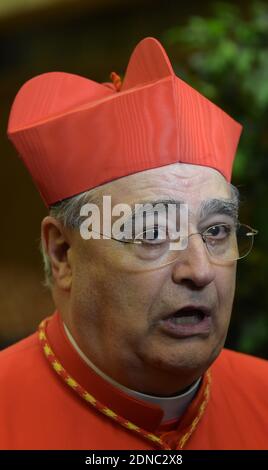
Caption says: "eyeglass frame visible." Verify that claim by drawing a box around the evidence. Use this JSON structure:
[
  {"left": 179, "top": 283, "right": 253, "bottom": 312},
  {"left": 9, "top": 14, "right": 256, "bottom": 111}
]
[{"left": 88, "top": 222, "right": 258, "bottom": 264}]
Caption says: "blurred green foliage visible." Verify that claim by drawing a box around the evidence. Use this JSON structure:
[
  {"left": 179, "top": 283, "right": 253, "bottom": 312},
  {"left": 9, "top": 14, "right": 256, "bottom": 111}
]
[{"left": 162, "top": 1, "right": 268, "bottom": 358}]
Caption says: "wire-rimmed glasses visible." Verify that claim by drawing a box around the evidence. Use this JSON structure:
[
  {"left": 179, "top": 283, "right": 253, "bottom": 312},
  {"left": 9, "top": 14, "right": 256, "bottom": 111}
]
[{"left": 86, "top": 222, "right": 258, "bottom": 272}]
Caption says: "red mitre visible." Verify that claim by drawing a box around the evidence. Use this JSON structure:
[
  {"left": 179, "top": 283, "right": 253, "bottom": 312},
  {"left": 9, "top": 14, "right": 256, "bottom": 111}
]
[{"left": 7, "top": 37, "right": 242, "bottom": 207}]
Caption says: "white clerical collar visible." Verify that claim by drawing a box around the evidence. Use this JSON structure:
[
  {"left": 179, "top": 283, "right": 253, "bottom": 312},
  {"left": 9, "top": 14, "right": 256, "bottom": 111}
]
[{"left": 63, "top": 323, "right": 201, "bottom": 423}]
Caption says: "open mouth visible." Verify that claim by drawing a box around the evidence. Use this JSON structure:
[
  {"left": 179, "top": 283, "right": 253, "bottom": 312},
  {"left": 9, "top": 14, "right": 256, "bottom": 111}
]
[
  {"left": 169, "top": 308, "right": 206, "bottom": 325},
  {"left": 160, "top": 306, "right": 212, "bottom": 338}
]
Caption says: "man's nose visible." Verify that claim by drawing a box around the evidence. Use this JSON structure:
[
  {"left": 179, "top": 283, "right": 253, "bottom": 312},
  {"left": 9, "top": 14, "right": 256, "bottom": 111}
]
[{"left": 171, "top": 233, "right": 215, "bottom": 288}]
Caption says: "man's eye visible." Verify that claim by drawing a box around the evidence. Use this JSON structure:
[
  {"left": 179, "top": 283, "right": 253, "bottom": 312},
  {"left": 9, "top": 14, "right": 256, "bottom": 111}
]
[
  {"left": 136, "top": 226, "right": 167, "bottom": 244},
  {"left": 205, "top": 224, "right": 232, "bottom": 239}
]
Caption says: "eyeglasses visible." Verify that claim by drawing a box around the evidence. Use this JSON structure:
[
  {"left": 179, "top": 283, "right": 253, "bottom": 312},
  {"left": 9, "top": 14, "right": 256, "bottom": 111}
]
[{"left": 87, "top": 222, "right": 258, "bottom": 272}]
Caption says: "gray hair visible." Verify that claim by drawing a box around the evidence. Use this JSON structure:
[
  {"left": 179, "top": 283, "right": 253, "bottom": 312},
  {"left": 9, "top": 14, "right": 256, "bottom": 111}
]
[
  {"left": 40, "top": 186, "right": 102, "bottom": 288},
  {"left": 40, "top": 183, "right": 240, "bottom": 289}
]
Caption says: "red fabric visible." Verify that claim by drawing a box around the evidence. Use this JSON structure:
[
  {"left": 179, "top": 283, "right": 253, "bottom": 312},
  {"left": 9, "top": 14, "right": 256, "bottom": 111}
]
[
  {"left": 46, "top": 313, "right": 164, "bottom": 432},
  {"left": 0, "top": 311, "right": 267, "bottom": 449},
  {"left": 7, "top": 37, "right": 242, "bottom": 206}
]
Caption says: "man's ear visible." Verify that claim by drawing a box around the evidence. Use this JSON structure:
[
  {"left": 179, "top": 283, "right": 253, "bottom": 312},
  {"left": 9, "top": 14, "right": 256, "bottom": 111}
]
[{"left": 41, "top": 216, "right": 72, "bottom": 290}]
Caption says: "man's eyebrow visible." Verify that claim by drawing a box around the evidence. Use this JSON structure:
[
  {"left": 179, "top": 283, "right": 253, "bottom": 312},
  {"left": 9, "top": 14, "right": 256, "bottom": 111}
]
[
  {"left": 128, "top": 199, "right": 184, "bottom": 220},
  {"left": 131, "top": 198, "right": 184, "bottom": 211},
  {"left": 126, "top": 196, "right": 239, "bottom": 221},
  {"left": 198, "top": 198, "right": 239, "bottom": 221}
]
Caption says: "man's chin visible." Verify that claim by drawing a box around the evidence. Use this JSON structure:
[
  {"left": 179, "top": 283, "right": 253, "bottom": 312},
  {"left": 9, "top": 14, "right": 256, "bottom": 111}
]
[{"left": 145, "top": 338, "right": 223, "bottom": 377}]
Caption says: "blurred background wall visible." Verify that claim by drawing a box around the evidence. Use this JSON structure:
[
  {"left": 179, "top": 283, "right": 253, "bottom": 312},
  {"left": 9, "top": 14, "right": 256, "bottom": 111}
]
[{"left": 1, "top": 0, "right": 267, "bottom": 357}]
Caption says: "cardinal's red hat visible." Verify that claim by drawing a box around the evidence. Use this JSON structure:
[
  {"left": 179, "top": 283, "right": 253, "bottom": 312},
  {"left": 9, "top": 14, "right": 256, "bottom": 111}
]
[{"left": 7, "top": 37, "right": 242, "bottom": 207}]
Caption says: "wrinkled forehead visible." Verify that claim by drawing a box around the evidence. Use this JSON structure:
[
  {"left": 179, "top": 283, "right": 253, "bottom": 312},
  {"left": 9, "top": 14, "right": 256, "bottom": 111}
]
[{"left": 97, "top": 163, "right": 232, "bottom": 212}]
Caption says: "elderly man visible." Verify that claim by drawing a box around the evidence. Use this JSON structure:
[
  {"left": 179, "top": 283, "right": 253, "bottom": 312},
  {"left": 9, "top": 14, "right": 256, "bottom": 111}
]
[{"left": 1, "top": 37, "right": 267, "bottom": 450}]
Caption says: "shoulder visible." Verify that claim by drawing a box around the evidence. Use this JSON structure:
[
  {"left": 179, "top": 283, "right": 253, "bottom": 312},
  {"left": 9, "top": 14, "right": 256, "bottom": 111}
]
[
  {"left": 212, "top": 348, "right": 268, "bottom": 390},
  {"left": 216, "top": 348, "right": 268, "bottom": 372},
  {"left": 0, "top": 331, "right": 44, "bottom": 384},
  {"left": 0, "top": 331, "right": 39, "bottom": 361}
]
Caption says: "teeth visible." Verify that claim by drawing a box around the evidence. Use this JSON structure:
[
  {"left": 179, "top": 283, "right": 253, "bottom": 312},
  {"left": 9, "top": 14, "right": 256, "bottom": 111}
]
[
  {"left": 170, "top": 310, "right": 204, "bottom": 325},
  {"left": 171, "top": 314, "right": 202, "bottom": 325}
]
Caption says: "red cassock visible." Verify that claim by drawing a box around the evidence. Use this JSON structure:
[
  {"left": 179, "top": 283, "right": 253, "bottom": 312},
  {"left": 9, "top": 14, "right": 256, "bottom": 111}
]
[{"left": 0, "top": 311, "right": 267, "bottom": 450}]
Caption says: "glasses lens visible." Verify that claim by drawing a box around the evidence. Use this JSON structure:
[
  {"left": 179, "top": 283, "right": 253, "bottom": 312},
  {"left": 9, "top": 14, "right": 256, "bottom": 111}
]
[
  {"left": 203, "top": 224, "right": 237, "bottom": 261},
  {"left": 205, "top": 223, "right": 256, "bottom": 261},
  {"left": 236, "top": 223, "right": 256, "bottom": 259},
  {"left": 116, "top": 228, "right": 180, "bottom": 271}
]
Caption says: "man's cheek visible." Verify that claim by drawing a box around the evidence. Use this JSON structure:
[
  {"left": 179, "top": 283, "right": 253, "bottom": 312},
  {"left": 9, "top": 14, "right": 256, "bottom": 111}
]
[{"left": 218, "top": 266, "right": 236, "bottom": 297}]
